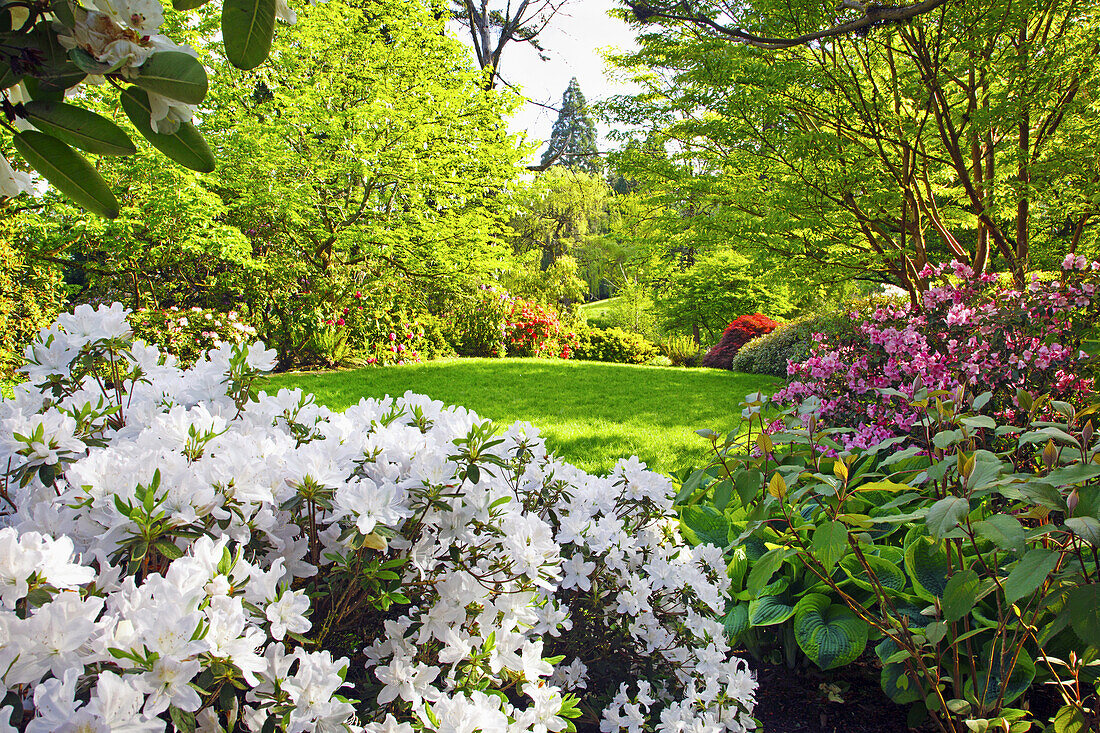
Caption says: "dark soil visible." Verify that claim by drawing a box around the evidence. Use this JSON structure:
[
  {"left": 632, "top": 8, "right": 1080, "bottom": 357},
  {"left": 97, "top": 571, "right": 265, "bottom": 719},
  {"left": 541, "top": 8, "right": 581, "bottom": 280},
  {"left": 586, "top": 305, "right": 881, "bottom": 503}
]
[{"left": 750, "top": 656, "right": 933, "bottom": 733}]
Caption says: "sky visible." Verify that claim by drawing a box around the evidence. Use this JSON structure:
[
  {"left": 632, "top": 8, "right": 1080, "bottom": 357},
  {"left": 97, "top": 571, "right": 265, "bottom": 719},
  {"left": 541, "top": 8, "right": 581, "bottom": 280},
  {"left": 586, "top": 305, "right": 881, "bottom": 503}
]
[{"left": 448, "top": 0, "right": 640, "bottom": 163}]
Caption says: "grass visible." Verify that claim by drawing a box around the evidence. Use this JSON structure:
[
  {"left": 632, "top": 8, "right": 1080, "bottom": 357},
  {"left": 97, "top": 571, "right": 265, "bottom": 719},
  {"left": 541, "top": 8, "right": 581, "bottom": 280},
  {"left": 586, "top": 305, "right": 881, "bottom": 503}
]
[
  {"left": 577, "top": 297, "right": 622, "bottom": 324},
  {"left": 264, "top": 358, "right": 782, "bottom": 476}
]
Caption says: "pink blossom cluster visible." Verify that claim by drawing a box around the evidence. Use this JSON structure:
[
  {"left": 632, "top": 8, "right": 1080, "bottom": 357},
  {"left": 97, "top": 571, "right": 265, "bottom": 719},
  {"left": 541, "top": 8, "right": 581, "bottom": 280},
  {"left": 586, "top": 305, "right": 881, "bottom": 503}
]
[{"left": 774, "top": 260, "right": 1099, "bottom": 448}]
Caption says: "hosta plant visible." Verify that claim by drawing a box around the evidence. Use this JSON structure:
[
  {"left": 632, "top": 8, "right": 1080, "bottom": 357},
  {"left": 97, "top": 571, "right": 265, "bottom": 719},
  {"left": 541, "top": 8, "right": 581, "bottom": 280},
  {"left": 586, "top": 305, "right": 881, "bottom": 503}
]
[
  {"left": 0, "top": 304, "right": 758, "bottom": 732},
  {"left": 681, "top": 389, "right": 1099, "bottom": 733}
]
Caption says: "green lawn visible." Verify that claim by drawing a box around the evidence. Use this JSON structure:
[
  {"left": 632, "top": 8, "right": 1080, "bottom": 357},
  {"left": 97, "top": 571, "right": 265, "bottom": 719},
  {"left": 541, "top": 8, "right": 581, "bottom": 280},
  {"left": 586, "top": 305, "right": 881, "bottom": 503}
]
[
  {"left": 264, "top": 358, "right": 782, "bottom": 476},
  {"left": 577, "top": 297, "right": 622, "bottom": 323}
]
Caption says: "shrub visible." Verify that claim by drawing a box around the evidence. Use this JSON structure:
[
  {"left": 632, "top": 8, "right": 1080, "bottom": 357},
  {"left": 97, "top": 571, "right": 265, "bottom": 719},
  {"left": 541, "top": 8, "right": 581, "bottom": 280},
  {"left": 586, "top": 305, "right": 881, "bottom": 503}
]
[
  {"left": 0, "top": 304, "right": 758, "bottom": 732},
  {"left": 679, "top": 389, "right": 1100, "bottom": 733},
  {"left": 0, "top": 237, "right": 65, "bottom": 378},
  {"left": 417, "top": 313, "right": 455, "bottom": 360},
  {"left": 700, "top": 314, "right": 780, "bottom": 370},
  {"left": 446, "top": 287, "right": 511, "bottom": 357},
  {"left": 129, "top": 306, "right": 256, "bottom": 367},
  {"left": 727, "top": 310, "right": 858, "bottom": 376},
  {"left": 660, "top": 334, "right": 702, "bottom": 367},
  {"left": 574, "top": 326, "right": 659, "bottom": 364},
  {"left": 505, "top": 299, "right": 577, "bottom": 359},
  {"left": 776, "top": 259, "right": 1100, "bottom": 449}
]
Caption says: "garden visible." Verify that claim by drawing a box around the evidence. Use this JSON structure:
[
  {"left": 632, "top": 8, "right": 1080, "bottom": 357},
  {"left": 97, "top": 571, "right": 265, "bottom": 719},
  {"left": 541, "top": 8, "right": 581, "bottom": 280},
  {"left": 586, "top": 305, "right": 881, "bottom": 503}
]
[{"left": 2, "top": 0, "right": 1100, "bottom": 730}]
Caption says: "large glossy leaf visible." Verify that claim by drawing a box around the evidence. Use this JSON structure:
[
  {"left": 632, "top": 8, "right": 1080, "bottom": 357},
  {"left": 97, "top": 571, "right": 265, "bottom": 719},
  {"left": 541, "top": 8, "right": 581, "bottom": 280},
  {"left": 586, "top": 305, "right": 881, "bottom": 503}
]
[
  {"left": 720, "top": 601, "right": 749, "bottom": 640},
  {"left": 881, "top": 661, "right": 923, "bottom": 704},
  {"left": 119, "top": 88, "right": 215, "bottom": 173},
  {"left": 966, "top": 642, "right": 1035, "bottom": 708},
  {"left": 222, "top": 0, "right": 276, "bottom": 70},
  {"left": 793, "top": 593, "right": 869, "bottom": 670},
  {"left": 22, "top": 101, "right": 135, "bottom": 156},
  {"left": 1065, "top": 516, "right": 1100, "bottom": 545},
  {"left": 1002, "top": 548, "right": 1058, "bottom": 605},
  {"left": 68, "top": 48, "right": 125, "bottom": 75},
  {"left": 173, "top": 0, "right": 215, "bottom": 9},
  {"left": 12, "top": 130, "right": 117, "bottom": 218},
  {"left": 747, "top": 590, "right": 796, "bottom": 626},
  {"left": 904, "top": 535, "right": 950, "bottom": 600},
  {"left": 679, "top": 505, "right": 729, "bottom": 549},
  {"left": 840, "top": 553, "right": 907, "bottom": 593},
  {"left": 727, "top": 545, "right": 748, "bottom": 590},
  {"left": 746, "top": 547, "right": 787, "bottom": 597},
  {"left": 132, "top": 52, "right": 208, "bottom": 105},
  {"left": 19, "top": 23, "right": 85, "bottom": 92}
]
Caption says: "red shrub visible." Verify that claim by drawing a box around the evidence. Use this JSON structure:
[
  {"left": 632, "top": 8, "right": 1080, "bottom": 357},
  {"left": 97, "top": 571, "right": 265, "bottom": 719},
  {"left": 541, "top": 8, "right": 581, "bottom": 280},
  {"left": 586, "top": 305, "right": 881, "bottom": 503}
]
[{"left": 701, "top": 314, "right": 780, "bottom": 370}]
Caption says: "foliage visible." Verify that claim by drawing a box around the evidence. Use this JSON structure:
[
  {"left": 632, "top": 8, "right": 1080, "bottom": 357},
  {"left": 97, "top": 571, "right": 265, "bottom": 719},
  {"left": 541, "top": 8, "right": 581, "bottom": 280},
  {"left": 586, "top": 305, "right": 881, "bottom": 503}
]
[
  {"left": 266, "top": 357, "right": 785, "bottom": 476},
  {"left": 777, "top": 260, "right": 1099, "bottom": 450},
  {"left": 0, "top": 0, "right": 287, "bottom": 216},
  {"left": 574, "top": 326, "right": 659, "bottom": 365},
  {"left": 728, "top": 311, "right": 852, "bottom": 377},
  {"left": 201, "top": 0, "right": 522, "bottom": 368},
  {"left": 129, "top": 306, "right": 255, "bottom": 367},
  {"left": 679, "top": 386, "right": 1100, "bottom": 733},
  {"left": 657, "top": 250, "right": 789, "bottom": 342},
  {"left": 540, "top": 77, "right": 601, "bottom": 174},
  {"left": 0, "top": 216, "right": 66, "bottom": 377},
  {"left": 501, "top": 252, "right": 588, "bottom": 310},
  {"left": 508, "top": 167, "right": 610, "bottom": 267},
  {"left": 608, "top": 0, "right": 1100, "bottom": 295},
  {"left": 701, "top": 314, "right": 780, "bottom": 371},
  {"left": 660, "top": 334, "right": 702, "bottom": 367},
  {"left": 1, "top": 304, "right": 759, "bottom": 731},
  {"left": 446, "top": 287, "right": 512, "bottom": 358}
]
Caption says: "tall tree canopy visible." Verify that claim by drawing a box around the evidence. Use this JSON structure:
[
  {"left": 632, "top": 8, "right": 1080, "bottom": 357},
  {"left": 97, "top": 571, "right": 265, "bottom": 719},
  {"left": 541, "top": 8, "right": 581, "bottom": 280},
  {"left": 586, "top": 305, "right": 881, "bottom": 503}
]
[
  {"left": 540, "top": 77, "right": 601, "bottom": 173},
  {"left": 608, "top": 0, "right": 1100, "bottom": 298}
]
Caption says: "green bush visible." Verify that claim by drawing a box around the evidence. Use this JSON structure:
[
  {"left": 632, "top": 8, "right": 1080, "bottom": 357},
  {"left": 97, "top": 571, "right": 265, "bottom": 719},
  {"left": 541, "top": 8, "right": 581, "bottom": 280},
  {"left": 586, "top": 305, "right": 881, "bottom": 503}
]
[
  {"left": 729, "top": 308, "right": 865, "bottom": 376},
  {"left": 660, "top": 334, "right": 701, "bottom": 367},
  {"left": 574, "top": 326, "right": 658, "bottom": 364},
  {"left": 445, "top": 288, "right": 510, "bottom": 358},
  {"left": 418, "top": 313, "right": 455, "bottom": 360},
  {"left": 0, "top": 236, "right": 65, "bottom": 378},
  {"left": 678, "top": 390, "right": 1100, "bottom": 733},
  {"left": 130, "top": 307, "right": 255, "bottom": 367}
]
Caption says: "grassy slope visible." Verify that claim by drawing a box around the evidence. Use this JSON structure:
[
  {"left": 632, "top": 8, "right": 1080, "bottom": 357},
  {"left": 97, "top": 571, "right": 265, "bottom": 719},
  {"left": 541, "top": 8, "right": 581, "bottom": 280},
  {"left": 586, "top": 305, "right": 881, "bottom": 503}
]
[{"left": 265, "top": 358, "right": 782, "bottom": 476}]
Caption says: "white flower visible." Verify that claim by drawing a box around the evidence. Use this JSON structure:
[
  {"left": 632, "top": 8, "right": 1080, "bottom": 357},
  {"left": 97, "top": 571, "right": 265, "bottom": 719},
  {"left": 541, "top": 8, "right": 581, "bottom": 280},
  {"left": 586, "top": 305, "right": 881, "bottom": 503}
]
[
  {"left": 0, "top": 152, "right": 34, "bottom": 199},
  {"left": 374, "top": 654, "right": 439, "bottom": 708},
  {"left": 265, "top": 588, "right": 311, "bottom": 640}
]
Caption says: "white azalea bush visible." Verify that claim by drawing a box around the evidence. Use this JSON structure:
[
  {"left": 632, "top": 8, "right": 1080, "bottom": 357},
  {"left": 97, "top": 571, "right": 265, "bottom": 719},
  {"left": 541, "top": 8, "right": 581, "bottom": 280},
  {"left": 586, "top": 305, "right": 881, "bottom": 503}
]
[{"left": 0, "top": 304, "right": 757, "bottom": 732}]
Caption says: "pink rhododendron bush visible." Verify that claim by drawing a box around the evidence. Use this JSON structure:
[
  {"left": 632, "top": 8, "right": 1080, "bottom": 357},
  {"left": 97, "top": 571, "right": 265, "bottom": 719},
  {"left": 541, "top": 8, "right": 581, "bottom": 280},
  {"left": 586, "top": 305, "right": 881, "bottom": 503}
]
[
  {"left": 775, "top": 259, "right": 1100, "bottom": 449},
  {"left": 0, "top": 305, "right": 756, "bottom": 732}
]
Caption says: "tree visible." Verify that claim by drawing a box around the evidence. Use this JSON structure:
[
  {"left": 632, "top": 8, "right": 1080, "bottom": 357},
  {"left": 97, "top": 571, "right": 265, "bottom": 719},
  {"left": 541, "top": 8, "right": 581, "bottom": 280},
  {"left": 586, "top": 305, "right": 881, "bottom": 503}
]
[
  {"left": 539, "top": 77, "right": 601, "bottom": 173},
  {"left": 450, "top": 0, "right": 573, "bottom": 89},
  {"left": 202, "top": 0, "right": 525, "bottom": 367},
  {"left": 509, "top": 167, "right": 609, "bottom": 267},
  {"left": 608, "top": 0, "right": 1100, "bottom": 299}
]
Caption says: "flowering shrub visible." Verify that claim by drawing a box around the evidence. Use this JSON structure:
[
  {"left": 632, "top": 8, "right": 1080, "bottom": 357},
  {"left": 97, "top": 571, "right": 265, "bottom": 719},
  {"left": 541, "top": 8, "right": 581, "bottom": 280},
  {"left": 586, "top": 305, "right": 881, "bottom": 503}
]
[
  {"left": 130, "top": 306, "right": 256, "bottom": 367},
  {"left": 700, "top": 315, "right": 780, "bottom": 371},
  {"left": 0, "top": 304, "right": 757, "bottom": 732},
  {"left": 506, "top": 299, "right": 577, "bottom": 359},
  {"left": 775, "top": 259, "right": 1100, "bottom": 449},
  {"left": 310, "top": 292, "right": 439, "bottom": 368}
]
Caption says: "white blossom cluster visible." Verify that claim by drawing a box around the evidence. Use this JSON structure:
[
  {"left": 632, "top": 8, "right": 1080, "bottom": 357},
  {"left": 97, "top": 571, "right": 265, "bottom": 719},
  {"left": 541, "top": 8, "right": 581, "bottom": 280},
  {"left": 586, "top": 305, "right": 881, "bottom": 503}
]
[{"left": 0, "top": 304, "right": 757, "bottom": 732}]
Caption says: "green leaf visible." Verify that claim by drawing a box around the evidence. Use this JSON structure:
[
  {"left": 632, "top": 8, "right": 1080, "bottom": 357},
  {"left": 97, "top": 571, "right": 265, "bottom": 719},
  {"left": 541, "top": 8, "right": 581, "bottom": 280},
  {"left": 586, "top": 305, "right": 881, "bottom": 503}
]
[
  {"left": 720, "top": 601, "right": 749, "bottom": 640},
  {"left": 812, "top": 520, "right": 848, "bottom": 572},
  {"left": 22, "top": 101, "right": 136, "bottom": 156},
  {"left": 1064, "top": 585, "right": 1100, "bottom": 646},
  {"left": 712, "top": 479, "right": 733, "bottom": 511},
  {"left": 222, "top": 0, "right": 277, "bottom": 70},
  {"left": 1065, "top": 516, "right": 1100, "bottom": 545},
  {"left": 904, "top": 536, "right": 950, "bottom": 600},
  {"left": 966, "top": 642, "right": 1035, "bottom": 707},
  {"left": 960, "top": 415, "right": 996, "bottom": 430},
  {"left": 852, "top": 479, "right": 913, "bottom": 493},
  {"left": 12, "top": 130, "right": 118, "bottom": 218},
  {"left": 680, "top": 505, "right": 730, "bottom": 549},
  {"left": 173, "top": 0, "right": 214, "bottom": 10},
  {"left": 839, "top": 553, "right": 907, "bottom": 593},
  {"left": 747, "top": 590, "right": 796, "bottom": 626},
  {"left": 170, "top": 705, "right": 197, "bottom": 733},
  {"left": 1002, "top": 548, "right": 1058, "bottom": 605},
  {"left": 1051, "top": 704, "right": 1089, "bottom": 733},
  {"left": 132, "top": 52, "right": 209, "bottom": 105},
  {"left": 973, "top": 514, "right": 1025, "bottom": 554},
  {"left": 735, "top": 469, "right": 763, "bottom": 507},
  {"left": 925, "top": 496, "right": 969, "bottom": 539},
  {"left": 793, "top": 593, "right": 869, "bottom": 670},
  {"left": 119, "top": 88, "right": 215, "bottom": 173},
  {"left": 154, "top": 538, "right": 183, "bottom": 560},
  {"left": 68, "top": 48, "right": 125, "bottom": 75},
  {"left": 942, "top": 568, "right": 980, "bottom": 622},
  {"left": 747, "top": 547, "right": 787, "bottom": 597}
]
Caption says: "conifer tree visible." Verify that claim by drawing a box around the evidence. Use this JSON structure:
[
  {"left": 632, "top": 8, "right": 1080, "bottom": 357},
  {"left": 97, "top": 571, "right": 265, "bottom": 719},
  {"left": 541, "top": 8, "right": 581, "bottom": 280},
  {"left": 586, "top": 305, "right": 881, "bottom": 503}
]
[{"left": 539, "top": 77, "right": 601, "bottom": 174}]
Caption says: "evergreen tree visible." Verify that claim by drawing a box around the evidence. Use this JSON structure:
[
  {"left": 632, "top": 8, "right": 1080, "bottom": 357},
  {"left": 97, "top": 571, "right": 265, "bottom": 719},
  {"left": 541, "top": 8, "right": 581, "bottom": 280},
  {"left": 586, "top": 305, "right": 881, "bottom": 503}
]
[{"left": 539, "top": 78, "right": 601, "bottom": 174}]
